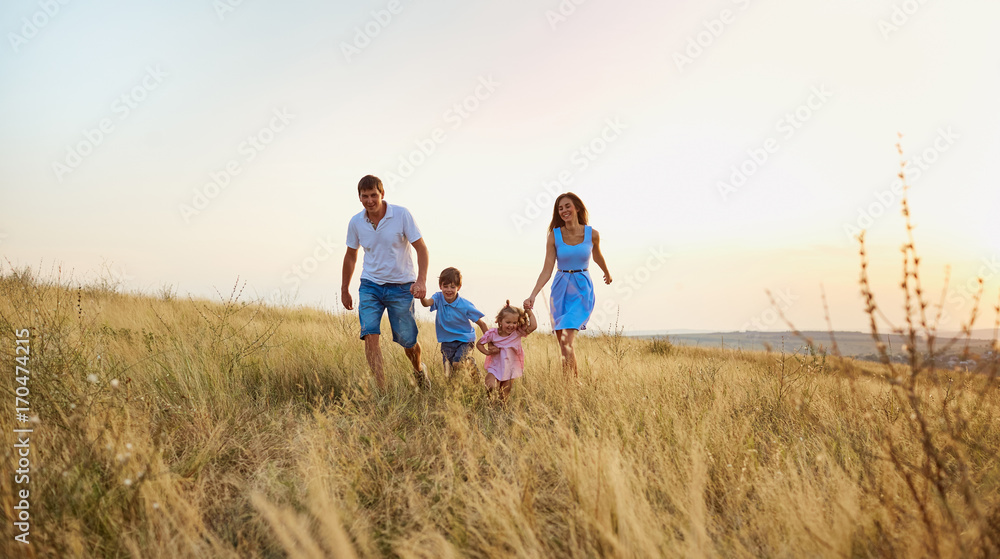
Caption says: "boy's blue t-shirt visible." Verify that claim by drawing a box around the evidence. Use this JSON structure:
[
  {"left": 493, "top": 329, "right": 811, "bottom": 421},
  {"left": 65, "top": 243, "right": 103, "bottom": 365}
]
[{"left": 430, "top": 292, "right": 485, "bottom": 343}]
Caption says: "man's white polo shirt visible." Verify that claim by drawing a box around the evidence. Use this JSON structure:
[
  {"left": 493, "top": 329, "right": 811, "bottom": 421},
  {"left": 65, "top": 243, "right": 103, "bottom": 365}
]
[{"left": 346, "top": 203, "right": 423, "bottom": 285}]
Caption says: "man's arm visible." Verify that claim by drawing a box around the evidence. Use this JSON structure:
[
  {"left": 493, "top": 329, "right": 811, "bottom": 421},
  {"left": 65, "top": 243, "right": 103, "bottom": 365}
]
[
  {"left": 410, "top": 238, "right": 429, "bottom": 298},
  {"left": 342, "top": 247, "right": 358, "bottom": 310}
]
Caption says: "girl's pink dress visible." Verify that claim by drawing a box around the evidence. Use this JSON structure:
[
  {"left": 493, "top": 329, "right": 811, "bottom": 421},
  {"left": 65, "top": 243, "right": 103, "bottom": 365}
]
[{"left": 479, "top": 327, "right": 526, "bottom": 381}]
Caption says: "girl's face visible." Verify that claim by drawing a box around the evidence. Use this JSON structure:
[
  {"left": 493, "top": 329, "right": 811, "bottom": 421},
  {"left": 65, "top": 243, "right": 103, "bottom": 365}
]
[
  {"left": 498, "top": 313, "right": 519, "bottom": 336},
  {"left": 557, "top": 198, "right": 577, "bottom": 225}
]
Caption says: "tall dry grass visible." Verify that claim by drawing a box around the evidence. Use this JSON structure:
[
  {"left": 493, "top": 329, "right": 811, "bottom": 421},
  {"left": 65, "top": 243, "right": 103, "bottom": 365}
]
[{"left": 0, "top": 262, "right": 997, "bottom": 558}]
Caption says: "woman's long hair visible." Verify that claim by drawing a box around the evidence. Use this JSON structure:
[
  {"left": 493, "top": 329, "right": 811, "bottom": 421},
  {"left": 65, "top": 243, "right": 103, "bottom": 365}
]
[{"left": 547, "top": 192, "right": 589, "bottom": 234}]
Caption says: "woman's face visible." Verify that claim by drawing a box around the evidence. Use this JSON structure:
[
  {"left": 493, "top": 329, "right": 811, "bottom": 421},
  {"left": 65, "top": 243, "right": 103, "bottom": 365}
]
[{"left": 557, "top": 198, "right": 577, "bottom": 225}]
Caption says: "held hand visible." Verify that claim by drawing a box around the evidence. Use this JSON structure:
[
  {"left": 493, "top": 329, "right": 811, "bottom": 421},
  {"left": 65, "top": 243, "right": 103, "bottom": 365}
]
[
  {"left": 603, "top": 272, "right": 613, "bottom": 285},
  {"left": 487, "top": 342, "right": 500, "bottom": 355},
  {"left": 410, "top": 280, "right": 427, "bottom": 299},
  {"left": 523, "top": 297, "right": 535, "bottom": 310},
  {"left": 341, "top": 290, "right": 353, "bottom": 311}
]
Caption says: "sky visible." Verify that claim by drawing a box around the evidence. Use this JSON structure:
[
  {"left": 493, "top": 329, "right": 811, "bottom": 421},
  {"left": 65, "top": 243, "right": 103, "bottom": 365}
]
[{"left": 1, "top": 0, "right": 998, "bottom": 335}]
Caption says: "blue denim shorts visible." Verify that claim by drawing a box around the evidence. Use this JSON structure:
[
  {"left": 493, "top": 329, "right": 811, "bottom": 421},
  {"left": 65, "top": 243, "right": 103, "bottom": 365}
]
[
  {"left": 440, "top": 340, "right": 475, "bottom": 366},
  {"left": 358, "top": 279, "right": 418, "bottom": 348}
]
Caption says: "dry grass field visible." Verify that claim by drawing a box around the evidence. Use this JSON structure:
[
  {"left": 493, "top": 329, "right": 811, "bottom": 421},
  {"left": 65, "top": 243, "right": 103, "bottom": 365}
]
[{"left": 1, "top": 262, "right": 998, "bottom": 558}]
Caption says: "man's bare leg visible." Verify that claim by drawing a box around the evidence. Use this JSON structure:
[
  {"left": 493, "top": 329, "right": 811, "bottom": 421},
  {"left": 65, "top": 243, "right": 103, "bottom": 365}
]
[
  {"left": 363, "top": 334, "right": 385, "bottom": 391},
  {"left": 404, "top": 343, "right": 427, "bottom": 388},
  {"left": 404, "top": 342, "right": 422, "bottom": 372}
]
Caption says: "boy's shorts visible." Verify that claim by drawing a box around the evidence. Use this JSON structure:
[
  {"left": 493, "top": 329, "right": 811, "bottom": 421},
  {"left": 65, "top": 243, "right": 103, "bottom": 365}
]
[
  {"left": 358, "top": 279, "right": 418, "bottom": 348},
  {"left": 440, "top": 340, "right": 475, "bottom": 366}
]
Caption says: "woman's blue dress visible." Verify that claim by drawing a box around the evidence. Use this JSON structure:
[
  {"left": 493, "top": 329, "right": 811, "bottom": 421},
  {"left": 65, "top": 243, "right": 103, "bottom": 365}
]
[{"left": 550, "top": 225, "right": 596, "bottom": 331}]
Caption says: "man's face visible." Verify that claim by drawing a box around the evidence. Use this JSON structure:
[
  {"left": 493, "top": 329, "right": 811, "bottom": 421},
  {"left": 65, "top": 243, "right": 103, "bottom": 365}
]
[
  {"left": 440, "top": 282, "right": 459, "bottom": 302},
  {"left": 359, "top": 188, "right": 383, "bottom": 213}
]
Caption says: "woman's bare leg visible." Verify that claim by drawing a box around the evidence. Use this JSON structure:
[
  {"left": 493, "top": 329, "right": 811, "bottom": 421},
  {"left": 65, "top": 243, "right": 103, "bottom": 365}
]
[{"left": 556, "top": 329, "right": 578, "bottom": 377}]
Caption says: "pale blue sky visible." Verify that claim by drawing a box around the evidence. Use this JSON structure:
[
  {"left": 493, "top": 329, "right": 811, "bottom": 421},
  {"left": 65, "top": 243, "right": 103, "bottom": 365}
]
[{"left": 2, "top": 0, "right": 998, "bottom": 333}]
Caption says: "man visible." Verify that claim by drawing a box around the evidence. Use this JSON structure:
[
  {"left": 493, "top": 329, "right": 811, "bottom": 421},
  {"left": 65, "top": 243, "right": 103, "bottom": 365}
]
[{"left": 342, "top": 175, "right": 430, "bottom": 391}]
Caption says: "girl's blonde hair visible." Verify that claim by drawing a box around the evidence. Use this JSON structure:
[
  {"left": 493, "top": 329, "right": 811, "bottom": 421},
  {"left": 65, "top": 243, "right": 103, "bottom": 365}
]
[{"left": 495, "top": 300, "right": 529, "bottom": 330}]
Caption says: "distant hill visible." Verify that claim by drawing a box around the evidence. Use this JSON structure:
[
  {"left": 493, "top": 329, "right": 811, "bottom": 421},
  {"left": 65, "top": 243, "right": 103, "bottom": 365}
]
[{"left": 634, "top": 330, "right": 997, "bottom": 361}]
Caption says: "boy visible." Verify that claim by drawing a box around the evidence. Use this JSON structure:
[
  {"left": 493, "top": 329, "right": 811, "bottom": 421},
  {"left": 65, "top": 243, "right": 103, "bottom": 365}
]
[{"left": 420, "top": 267, "right": 489, "bottom": 378}]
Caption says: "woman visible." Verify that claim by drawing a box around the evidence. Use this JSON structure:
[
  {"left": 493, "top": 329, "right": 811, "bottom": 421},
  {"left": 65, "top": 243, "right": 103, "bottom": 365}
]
[{"left": 524, "top": 193, "right": 612, "bottom": 377}]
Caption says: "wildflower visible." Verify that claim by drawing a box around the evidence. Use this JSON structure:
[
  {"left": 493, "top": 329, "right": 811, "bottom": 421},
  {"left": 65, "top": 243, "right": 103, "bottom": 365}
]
[
  {"left": 87, "top": 374, "right": 98, "bottom": 383},
  {"left": 152, "top": 502, "right": 160, "bottom": 510},
  {"left": 110, "top": 379, "right": 120, "bottom": 389},
  {"left": 124, "top": 478, "right": 133, "bottom": 486}
]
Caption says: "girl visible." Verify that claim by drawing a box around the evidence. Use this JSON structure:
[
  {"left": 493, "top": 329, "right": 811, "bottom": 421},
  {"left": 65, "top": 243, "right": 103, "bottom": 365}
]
[{"left": 476, "top": 301, "right": 537, "bottom": 399}]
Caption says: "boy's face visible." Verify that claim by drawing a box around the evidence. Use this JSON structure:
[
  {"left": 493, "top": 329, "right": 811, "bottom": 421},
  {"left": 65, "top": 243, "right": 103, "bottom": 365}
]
[
  {"left": 440, "top": 282, "right": 459, "bottom": 302},
  {"left": 499, "top": 314, "right": 518, "bottom": 336}
]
